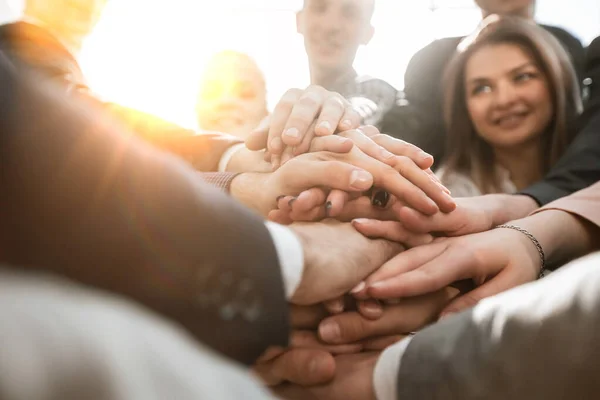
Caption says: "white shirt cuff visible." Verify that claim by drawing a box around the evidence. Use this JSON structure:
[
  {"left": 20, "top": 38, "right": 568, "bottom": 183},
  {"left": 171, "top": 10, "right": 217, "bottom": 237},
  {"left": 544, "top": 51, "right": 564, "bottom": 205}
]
[
  {"left": 218, "top": 143, "right": 246, "bottom": 172},
  {"left": 373, "top": 336, "right": 413, "bottom": 400},
  {"left": 264, "top": 222, "right": 304, "bottom": 299}
]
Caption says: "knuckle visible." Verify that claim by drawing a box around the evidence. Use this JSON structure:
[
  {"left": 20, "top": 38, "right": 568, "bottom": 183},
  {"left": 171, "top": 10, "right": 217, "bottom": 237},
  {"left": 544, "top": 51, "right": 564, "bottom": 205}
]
[{"left": 298, "top": 92, "right": 322, "bottom": 109}]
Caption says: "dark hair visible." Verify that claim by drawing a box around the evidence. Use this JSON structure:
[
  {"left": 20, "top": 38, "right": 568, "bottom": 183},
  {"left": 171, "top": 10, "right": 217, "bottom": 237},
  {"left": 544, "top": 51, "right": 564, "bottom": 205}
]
[{"left": 442, "top": 15, "right": 582, "bottom": 194}]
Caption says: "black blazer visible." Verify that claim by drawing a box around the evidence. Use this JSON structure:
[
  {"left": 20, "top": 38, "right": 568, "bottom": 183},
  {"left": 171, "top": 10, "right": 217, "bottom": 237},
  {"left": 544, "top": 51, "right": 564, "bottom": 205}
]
[
  {"left": 520, "top": 36, "right": 600, "bottom": 205},
  {"left": 0, "top": 51, "right": 289, "bottom": 365},
  {"left": 380, "top": 24, "right": 586, "bottom": 165}
]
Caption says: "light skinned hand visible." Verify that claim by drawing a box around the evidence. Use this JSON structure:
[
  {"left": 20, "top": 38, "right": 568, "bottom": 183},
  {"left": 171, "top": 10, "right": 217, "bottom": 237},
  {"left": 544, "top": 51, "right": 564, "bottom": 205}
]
[
  {"left": 268, "top": 131, "right": 454, "bottom": 217},
  {"left": 318, "top": 287, "right": 460, "bottom": 345},
  {"left": 245, "top": 85, "right": 361, "bottom": 168},
  {"left": 352, "top": 228, "right": 541, "bottom": 316},
  {"left": 290, "top": 220, "right": 403, "bottom": 305},
  {"left": 272, "top": 352, "right": 380, "bottom": 400}
]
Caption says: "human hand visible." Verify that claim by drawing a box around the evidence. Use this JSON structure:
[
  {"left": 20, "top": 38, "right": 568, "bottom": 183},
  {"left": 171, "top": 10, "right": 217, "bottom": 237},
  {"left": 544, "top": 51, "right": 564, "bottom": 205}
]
[
  {"left": 289, "top": 220, "right": 403, "bottom": 305},
  {"left": 245, "top": 85, "right": 361, "bottom": 168},
  {"left": 390, "top": 194, "right": 539, "bottom": 237},
  {"left": 272, "top": 352, "right": 379, "bottom": 400},
  {"left": 263, "top": 133, "right": 454, "bottom": 219},
  {"left": 253, "top": 303, "right": 360, "bottom": 387},
  {"left": 317, "top": 287, "right": 459, "bottom": 345},
  {"left": 352, "top": 227, "right": 542, "bottom": 316}
]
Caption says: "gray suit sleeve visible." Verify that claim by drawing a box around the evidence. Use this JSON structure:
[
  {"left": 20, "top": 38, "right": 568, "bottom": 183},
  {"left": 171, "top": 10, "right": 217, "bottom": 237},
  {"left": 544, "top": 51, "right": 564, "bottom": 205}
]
[{"left": 397, "top": 252, "right": 600, "bottom": 399}]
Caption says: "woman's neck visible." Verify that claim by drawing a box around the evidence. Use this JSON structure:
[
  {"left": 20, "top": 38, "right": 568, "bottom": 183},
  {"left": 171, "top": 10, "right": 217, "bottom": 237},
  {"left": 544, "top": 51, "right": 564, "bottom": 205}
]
[{"left": 493, "top": 141, "right": 544, "bottom": 191}]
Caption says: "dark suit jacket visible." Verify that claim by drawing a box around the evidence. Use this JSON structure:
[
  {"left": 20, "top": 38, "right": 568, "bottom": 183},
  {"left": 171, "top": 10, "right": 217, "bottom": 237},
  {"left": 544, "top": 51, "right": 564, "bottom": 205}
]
[
  {"left": 520, "top": 36, "right": 600, "bottom": 205},
  {"left": 0, "top": 21, "right": 242, "bottom": 173},
  {"left": 379, "top": 24, "right": 585, "bottom": 166},
  {"left": 0, "top": 50, "right": 288, "bottom": 365}
]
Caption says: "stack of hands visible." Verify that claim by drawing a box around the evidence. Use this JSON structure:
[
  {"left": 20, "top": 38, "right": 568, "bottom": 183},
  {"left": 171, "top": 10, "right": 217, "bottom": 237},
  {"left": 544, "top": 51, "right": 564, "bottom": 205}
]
[{"left": 239, "top": 86, "right": 544, "bottom": 399}]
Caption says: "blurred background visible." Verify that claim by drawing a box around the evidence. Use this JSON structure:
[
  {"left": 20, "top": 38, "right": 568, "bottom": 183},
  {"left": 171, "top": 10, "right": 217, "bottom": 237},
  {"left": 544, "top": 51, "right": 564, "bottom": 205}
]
[{"left": 1, "top": 0, "right": 597, "bottom": 129}]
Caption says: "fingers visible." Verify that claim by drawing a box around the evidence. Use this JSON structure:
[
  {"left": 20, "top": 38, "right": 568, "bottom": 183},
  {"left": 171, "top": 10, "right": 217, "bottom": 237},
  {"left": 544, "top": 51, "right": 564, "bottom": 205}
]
[
  {"left": 440, "top": 266, "right": 531, "bottom": 317},
  {"left": 245, "top": 116, "right": 271, "bottom": 151},
  {"left": 325, "top": 190, "right": 349, "bottom": 217},
  {"left": 395, "top": 205, "right": 457, "bottom": 235},
  {"left": 327, "top": 149, "right": 442, "bottom": 216},
  {"left": 362, "top": 335, "right": 408, "bottom": 351},
  {"left": 268, "top": 89, "right": 303, "bottom": 157},
  {"left": 338, "top": 128, "right": 397, "bottom": 167},
  {"left": 281, "top": 87, "right": 325, "bottom": 147},
  {"left": 267, "top": 209, "right": 294, "bottom": 225},
  {"left": 313, "top": 94, "right": 348, "bottom": 136},
  {"left": 364, "top": 243, "right": 473, "bottom": 299},
  {"left": 283, "top": 159, "right": 375, "bottom": 194},
  {"left": 319, "top": 289, "right": 457, "bottom": 344},
  {"left": 391, "top": 157, "right": 456, "bottom": 213},
  {"left": 291, "top": 330, "right": 363, "bottom": 355},
  {"left": 254, "top": 348, "right": 336, "bottom": 387},
  {"left": 370, "top": 134, "right": 434, "bottom": 170},
  {"left": 357, "top": 299, "right": 383, "bottom": 320},
  {"left": 293, "top": 188, "right": 328, "bottom": 213},
  {"left": 337, "top": 103, "right": 362, "bottom": 132},
  {"left": 351, "top": 219, "right": 434, "bottom": 248},
  {"left": 308, "top": 135, "right": 354, "bottom": 154}
]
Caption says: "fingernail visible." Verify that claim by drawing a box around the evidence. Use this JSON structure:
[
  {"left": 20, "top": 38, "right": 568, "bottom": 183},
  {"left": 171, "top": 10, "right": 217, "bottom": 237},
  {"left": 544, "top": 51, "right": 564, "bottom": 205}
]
[
  {"left": 325, "top": 201, "right": 332, "bottom": 216},
  {"left": 283, "top": 128, "right": 300, "bottom": 138},
  {"left": 350, "top": 170, "right": 372, "bottom": 190},
  {"left": 352, "top": 218, "right": 370, "bottom": 225},
  {"left": 364, "top": 299, "right": 381, "bottom": 311},
  {"left": 288, "top": 197, "right": 297, "bottom": 207},
  {"left": 319, "top": 321, "right": 341, "bottom": 342},
  {"left": 380, "top": 147, "right": 395, "bottom": 160},
  {"left": 351, "top": 281, "right": 366, "bottom": 294},
  {"left": 276, "top": 195, "right": 285, "bottom": 202},
  {"left": 318, "top": 121, "right": 332, "bottom": 132}
]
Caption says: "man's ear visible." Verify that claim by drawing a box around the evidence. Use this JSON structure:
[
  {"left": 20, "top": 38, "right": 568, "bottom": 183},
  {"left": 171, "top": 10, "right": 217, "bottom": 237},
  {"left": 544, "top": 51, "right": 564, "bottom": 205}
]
[
  {"left": 296, "top": 10, "right": 305, "bottom": 35},
  {"left": 360, "top": 24, "right": 375, "bottom": 46}
]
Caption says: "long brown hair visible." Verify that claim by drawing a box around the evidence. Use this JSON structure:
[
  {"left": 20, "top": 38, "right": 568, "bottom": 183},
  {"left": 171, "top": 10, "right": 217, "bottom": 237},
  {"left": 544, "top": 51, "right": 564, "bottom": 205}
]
[{"left": 442, "top": 15, "right": 582, "bottom": 194}]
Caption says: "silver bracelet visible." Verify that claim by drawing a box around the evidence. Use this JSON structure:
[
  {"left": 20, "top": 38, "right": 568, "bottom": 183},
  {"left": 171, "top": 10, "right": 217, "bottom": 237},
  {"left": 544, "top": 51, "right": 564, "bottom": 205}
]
[{"left": 496, "top": 224, "right": 546, "bottom": 278}]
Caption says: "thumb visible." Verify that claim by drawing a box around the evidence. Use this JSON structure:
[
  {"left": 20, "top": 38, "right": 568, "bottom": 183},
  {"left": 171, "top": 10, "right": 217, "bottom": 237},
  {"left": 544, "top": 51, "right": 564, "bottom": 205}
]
[{"left": 245, "top": 117, "right": 270, "bottom": 150}]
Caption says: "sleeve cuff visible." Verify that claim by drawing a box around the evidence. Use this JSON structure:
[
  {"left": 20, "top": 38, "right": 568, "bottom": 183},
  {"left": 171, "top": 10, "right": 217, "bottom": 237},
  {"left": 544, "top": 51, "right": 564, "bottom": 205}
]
[
  {"left": 264, "top": 222, "right": 304, "bottom": 299},
  {"left": 373, "top": 336, "right": 413, "bottom": 400},
  {"left": 218, "top": 143, "right": 246, "bottom": 172}
]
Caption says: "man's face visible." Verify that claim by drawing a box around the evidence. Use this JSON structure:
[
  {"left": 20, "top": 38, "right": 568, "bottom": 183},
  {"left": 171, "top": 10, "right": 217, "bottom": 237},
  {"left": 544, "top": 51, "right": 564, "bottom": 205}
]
[
  {"left": 474, "top": 0, "right": 534, "bottom": 17},
  {"left": 297, "top": 0, "right": 374, "bottom": 74},
  {"left": 26, "top": 0, "right": 108, "bottom": 40}
]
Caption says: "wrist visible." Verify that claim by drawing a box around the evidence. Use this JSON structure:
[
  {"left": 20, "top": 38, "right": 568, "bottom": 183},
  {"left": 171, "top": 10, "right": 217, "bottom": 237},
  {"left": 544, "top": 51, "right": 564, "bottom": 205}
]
[
  {"left": 229, "top": 172, "right": 272, "bottom": 216},
  {"left": 489, "top": 194, "right": 539, "bottom": 226},
  {"left": 514, "top": 210, "right": 597, "bottom": 269},
  {"left": 227, "top": 147, "right": 272, "bottom": 173}
]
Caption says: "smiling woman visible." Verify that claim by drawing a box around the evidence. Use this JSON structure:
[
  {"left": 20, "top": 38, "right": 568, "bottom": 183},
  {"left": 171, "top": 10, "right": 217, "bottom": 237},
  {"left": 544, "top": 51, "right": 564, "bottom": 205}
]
[{"left": 436, "top": 15, "right": 582, "bottom": 197}]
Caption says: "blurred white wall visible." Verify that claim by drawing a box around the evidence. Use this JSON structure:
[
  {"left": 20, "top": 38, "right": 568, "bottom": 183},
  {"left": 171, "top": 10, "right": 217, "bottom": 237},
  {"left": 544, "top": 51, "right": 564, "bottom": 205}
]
[
  {"left": 536, "top": 0, "right": 600, "bottom": 44},
  {"left": 0, "top": 0, "right": 22, "bottom": 24}
]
